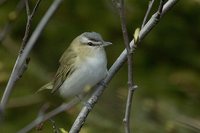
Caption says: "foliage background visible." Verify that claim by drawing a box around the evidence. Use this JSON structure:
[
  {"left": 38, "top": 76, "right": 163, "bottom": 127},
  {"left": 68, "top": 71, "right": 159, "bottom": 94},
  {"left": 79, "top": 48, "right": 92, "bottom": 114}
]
[{"left": 0, "top": 0, "right": 200, "bottom": 132}]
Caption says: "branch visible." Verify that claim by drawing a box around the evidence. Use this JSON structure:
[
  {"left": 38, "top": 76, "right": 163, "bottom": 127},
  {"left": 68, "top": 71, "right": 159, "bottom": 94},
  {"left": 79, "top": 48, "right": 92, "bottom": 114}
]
[
  {"left": 21, "top": 0, "right": 41, "bottom": 51},
  {"left": 176, "top": 116, "right": 200, "bottom": 132},
  {"left": 0, "top": 0, "right": 42, "bottom": 112},
  {"left": 141, "top": 0, "right": 155, "bottom": 28},
  {"left": 123, "top": 1, "right": 165, "bottom": 132},
  {"left": 113, "top": 0, "right": 136, "bottom": 133},
  {"left": 0, "top": 0, "right": 64, "bottom": 114},
  {"left": 69, "top": 0, "right": 179, "bottom": 132},
  {"left": 17, "top": 97, "right": 80, "bottom": 133},
  {"left": 139, "top": 0, "right": 172, "bottom": 39}
]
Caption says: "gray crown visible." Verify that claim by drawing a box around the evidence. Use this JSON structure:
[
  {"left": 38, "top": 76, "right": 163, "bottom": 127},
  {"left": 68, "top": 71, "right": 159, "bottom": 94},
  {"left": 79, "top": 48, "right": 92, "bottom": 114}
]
[{"left": 82, "top": 32, "right": 103, "bottom": 42}]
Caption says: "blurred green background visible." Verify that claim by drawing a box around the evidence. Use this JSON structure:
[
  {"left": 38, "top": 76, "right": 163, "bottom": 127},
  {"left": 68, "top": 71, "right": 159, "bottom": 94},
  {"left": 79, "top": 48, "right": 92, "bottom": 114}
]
[{"left": 0, "top": 0, "right": 200, "bottom": 133}]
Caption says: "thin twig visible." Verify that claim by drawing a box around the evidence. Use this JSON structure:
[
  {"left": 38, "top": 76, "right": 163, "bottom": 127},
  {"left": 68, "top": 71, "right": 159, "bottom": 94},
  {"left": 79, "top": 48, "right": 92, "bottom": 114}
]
[
  {"left": 35, "top": 103, "right": 50, "bottom": 131},
  {"left": 21, "top": 0, "right": 33, "bottom": 52},
  {"left": 21, "top": 0, "right": 41, "bottom": 51},
  {"left": 139, "top": 0, "right": 166, "bottom": 42},
  {"left": 156, "top": 0, "right": 165, "bottom": 19},
  {"left": 123, "top": 1, "right": 165, "bottom": 132},
  {"left": 17, "top": 97, "right": 80, "bottom": 133},
  {"left": 69, "top": 0, "right": 179, "bottom": 132},
  {"left": 114, "top": 0, "right": 136, "bottom": 133},
  {"left": 25, "top": 0, "right": 31, "bottom": 17},
  {"left": 118, "top": 0, "right": 130, "bottom": 49},
  {"left": 0, "top": 0, "right": 63, "bottom": 114},
  {"left": 176, "top": 116, "right": 200, "bottom": 132},
  {"left": 141, "top": 0, "right": 155, "bottom": 28},
  {"left": 30, "top": 0, "right": 41, "bottom": 17}
]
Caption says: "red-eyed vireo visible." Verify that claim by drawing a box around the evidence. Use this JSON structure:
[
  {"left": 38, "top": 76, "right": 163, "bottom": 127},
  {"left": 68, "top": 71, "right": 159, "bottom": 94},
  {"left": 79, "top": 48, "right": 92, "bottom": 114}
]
[{"left": 40, "top": 32, "right": 112, "bottom": 99}]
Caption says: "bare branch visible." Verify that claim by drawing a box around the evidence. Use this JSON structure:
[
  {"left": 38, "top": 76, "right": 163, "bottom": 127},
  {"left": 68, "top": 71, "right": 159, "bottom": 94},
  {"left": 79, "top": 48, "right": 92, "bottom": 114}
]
[
  {"left": 114, "top": 0, "right": 130, "bottom": 50},
  {"left": 113, "top": 0, "right": 136, "bottom": 133},
  {"left": 0, "top": 0, "right": 63, "bottom": 114},
  {"left": 22, "top": 0, "right": 42, "bottom": 51},
  {"left": 157, "top": 0, "right": 165, "bottom": 19},
  {"left": 25, "top": 0, "right": 31, "bottom": 17},
  {"left": 69, "top": 0, "right": 179, "bottom": 132},
  {"left": 30, "top": 0, "right": 41, "bottom": 18},
  {"left": 139, "top": 0, "right": 171, "bottom": 42},
  {"left": 176, "top": 116, "right": 200, "bottom": 132},
  {"left": 123, "top": 1, "right": 165, "bottom": 132},
  {"left": 0, "top": 0, "right": 42, "bottom": 113},
  {"left": 141, "top": 0, "right": 155, "bottom": 28},
  {"left": 17, "top": 97, "right": 80, "bottom": 133}
]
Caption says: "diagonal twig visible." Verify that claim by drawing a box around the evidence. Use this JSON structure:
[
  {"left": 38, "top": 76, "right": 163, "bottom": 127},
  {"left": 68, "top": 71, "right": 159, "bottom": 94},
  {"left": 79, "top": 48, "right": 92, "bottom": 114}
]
[
  {"left": 69, "top": 0, "right": 179, "bottom": 133},
  {"left": 141, "top": 0, "right": 155, "bottom": 28},
  {"left": 21, "top": 0, "right": 41, "bottom": 52},
  {"left": 139, "top": 0, "right": 166, "bottom": 43},
  {"left": 17, "top": 97, "right": 80, "bottom": 133}
]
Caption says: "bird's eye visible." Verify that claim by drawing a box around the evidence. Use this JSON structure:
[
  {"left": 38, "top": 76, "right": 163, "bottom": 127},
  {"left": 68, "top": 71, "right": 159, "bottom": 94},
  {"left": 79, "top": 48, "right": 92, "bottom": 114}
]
[{"left": 87, "top": 42, "right": 94, "bottom": 46}]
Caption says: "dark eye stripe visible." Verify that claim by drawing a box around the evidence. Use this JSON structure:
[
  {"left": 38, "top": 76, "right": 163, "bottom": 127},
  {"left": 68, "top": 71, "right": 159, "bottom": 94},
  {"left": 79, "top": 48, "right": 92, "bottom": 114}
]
[{"left": 87, "top": 42, "right": 96, "bottom": 46}]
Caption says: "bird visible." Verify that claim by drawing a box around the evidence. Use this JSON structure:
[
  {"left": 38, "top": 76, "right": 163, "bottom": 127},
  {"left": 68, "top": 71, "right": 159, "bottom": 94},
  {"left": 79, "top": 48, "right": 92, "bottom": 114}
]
[{"left": 39, "top": 32, "right": 112, "bottom": 99}]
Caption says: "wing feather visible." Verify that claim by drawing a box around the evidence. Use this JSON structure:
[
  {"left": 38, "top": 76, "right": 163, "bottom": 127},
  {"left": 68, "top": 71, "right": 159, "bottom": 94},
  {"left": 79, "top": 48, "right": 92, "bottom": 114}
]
[{"left": 51, "top": 47, "right": 77, "bottom": 93}]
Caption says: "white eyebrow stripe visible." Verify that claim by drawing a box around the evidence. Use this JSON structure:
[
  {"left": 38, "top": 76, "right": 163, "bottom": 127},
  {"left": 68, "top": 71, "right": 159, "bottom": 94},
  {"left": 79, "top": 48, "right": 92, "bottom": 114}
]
[{"left": 92, "top": 41, "right": 102, "bottom": 45}]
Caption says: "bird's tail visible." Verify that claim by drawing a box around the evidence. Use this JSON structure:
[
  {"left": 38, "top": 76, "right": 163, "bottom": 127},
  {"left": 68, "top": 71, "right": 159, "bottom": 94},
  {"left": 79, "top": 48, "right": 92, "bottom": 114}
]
[{"left": 36, "top": 81, "right": 53, "bottom": 93}]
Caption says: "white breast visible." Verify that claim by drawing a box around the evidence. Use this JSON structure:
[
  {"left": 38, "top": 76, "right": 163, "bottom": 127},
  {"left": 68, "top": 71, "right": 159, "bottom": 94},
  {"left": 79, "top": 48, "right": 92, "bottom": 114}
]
[{"left": 59, "top": 48, "right": 107, "bottom": 98}]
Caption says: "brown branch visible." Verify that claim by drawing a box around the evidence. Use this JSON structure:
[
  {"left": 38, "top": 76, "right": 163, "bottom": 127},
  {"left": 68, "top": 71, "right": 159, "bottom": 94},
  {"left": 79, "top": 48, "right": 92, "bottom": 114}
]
[{"left": 69, "top": 0, "right": 179, "bottom": 133}]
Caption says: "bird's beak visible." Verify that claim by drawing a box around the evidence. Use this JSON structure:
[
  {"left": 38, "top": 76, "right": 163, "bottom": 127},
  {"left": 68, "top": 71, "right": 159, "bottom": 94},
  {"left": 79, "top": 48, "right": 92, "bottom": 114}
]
[{"left": 102, "top": 41, "right": 112, "bottom": 47}]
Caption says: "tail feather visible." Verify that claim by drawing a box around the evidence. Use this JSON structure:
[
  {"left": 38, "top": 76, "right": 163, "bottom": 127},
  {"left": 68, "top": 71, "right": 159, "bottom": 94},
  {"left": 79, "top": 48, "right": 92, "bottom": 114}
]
[{"left": 36, "top": 82, "right": 53, "bottom": 93}]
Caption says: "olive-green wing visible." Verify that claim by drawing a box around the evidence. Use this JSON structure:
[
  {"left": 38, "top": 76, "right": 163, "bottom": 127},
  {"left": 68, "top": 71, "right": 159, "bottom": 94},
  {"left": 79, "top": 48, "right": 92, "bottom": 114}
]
[{"left": 51, "top": 47, "right": 77, "bottom": 93}]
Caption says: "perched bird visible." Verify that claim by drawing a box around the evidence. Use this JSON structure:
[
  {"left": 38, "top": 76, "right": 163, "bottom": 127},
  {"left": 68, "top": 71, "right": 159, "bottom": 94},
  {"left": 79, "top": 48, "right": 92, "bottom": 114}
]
[{"left": 40, "top": 32, "right": 112, "bottom": 99}]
